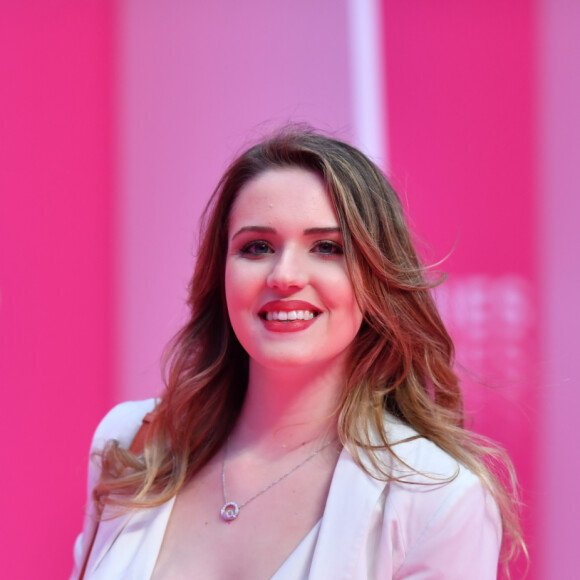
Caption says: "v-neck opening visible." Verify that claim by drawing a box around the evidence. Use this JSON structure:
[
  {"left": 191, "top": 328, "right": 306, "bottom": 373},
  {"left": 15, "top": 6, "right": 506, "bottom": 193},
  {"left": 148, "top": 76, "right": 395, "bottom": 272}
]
[
  {"left": 146, "top": 451, "right": 347, "bottom": 580},
  {"left": 146, "top": 495, "right": 325, "bottom": 580}
]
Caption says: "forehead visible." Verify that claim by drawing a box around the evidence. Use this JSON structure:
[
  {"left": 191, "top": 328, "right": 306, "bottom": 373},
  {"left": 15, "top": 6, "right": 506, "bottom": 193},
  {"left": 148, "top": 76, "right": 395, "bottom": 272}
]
[{"left": 229, "top": 167, "right": 338, "bottom": 229}]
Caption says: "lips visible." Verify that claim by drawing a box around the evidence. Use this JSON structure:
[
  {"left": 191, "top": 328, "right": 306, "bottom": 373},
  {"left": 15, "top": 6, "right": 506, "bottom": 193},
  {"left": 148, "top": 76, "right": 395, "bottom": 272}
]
[
  {"left": 258, "top": 300, "right": 321, "bottom": 331},
  {"left": 259, "top": 300, "right": 321, "bottom": 320}
]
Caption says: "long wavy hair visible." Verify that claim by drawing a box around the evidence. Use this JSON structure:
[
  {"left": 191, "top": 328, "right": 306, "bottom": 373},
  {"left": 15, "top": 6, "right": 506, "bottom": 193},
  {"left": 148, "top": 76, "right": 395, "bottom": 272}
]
[{"left": 95, "top": 127, "right": 524, "bottom": 567}]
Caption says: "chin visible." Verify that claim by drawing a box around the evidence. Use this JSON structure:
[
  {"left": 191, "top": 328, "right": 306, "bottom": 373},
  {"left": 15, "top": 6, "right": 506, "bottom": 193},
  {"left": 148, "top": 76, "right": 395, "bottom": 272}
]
[
  {"left": 255, "top": 355, "right": 314, "bottom": 370},
  {"left": 250, "top": 347, "right": 348, "bottom": 374}
]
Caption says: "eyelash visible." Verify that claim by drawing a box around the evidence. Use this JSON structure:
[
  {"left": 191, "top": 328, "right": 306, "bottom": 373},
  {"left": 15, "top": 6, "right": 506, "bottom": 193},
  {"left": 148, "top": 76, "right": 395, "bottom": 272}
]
[
  {"left": 239, "top": 240, "right": 272, "bottom": 255},
  {"left": 238, "top": 240, "right": 343, "bottom": 256},
  {"left": 312, "top": 240, "right": 343, "bottom": 255}
]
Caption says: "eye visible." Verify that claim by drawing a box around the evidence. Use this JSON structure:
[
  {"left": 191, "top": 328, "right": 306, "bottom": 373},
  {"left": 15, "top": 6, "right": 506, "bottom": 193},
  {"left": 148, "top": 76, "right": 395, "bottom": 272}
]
[
  {"left": 239, "top": 240, "right": 273, "bottom": 256},
  {"left": 312, "top": 240, "right": 343, "bottom": 255}
]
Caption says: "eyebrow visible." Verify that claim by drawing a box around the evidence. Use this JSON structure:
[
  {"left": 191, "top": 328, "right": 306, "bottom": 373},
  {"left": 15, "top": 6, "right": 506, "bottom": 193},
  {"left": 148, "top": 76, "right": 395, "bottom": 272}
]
[{"left": 231, "top": 226, "right": 341, "bottom": 240}]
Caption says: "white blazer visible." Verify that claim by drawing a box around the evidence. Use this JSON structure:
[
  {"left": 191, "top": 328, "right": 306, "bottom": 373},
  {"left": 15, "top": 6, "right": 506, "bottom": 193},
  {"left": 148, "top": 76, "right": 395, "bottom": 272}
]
[{"left": 71, "top": 399, "right": 501, "bottom": 579}]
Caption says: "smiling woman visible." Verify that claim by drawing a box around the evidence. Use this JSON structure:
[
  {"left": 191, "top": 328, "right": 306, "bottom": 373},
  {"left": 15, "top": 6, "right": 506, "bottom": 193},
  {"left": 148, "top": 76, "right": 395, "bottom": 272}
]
[
  {"left": 71, "top": 127, "right": 524, "bottom": 580},
  {"left": 225, "top": 168, "right": 363, "bottom": 371}
]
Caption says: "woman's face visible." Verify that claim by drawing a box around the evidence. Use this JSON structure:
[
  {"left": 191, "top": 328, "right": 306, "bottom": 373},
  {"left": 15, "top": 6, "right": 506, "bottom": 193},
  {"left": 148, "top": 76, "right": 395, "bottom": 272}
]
[{"left": 225, "top": 167, "right": 363, "bottom": 372}]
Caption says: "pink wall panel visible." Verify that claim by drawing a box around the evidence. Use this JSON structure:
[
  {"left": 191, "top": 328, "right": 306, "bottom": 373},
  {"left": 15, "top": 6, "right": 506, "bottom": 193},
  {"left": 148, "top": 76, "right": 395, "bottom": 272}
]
[
  {"left": 0, "top": 2, "right": 116, "bottom": 577},
  {"left": 3, "top": 0, "right": 576, "bottom": 575},
  {"left": 537, "top": 1, "right": 580, "bottom": 577},
  {"left": 381, "top": 1, "right": 538, "bottom": 577},
  {"left": 117, "top": 0, "right": 354, "bottom": 401}
]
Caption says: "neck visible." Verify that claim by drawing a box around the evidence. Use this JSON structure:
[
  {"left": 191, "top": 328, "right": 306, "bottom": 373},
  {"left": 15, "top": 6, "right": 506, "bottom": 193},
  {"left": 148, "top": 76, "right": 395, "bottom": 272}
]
[{"left": 231, "top": 361, "right": 344, "bottom": 456}]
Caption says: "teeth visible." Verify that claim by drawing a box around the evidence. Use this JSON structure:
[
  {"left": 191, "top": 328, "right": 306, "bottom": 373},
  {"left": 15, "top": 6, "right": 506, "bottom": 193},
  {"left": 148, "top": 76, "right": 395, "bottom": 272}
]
[{"left": 265, "top": 310, "right": 316, "bottom": 321}]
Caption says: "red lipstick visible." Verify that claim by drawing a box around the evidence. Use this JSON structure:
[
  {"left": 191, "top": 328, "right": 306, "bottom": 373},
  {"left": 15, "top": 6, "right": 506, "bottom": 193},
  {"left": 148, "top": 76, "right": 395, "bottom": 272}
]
[{"left": 258, "top": 300, "right": 321, "bottom": 333}]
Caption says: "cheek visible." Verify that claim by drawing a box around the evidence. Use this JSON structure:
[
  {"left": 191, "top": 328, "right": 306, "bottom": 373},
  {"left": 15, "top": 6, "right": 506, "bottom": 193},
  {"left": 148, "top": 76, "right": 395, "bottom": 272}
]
[
  {"left": 224, "top": 263, "right": 246, "bottom": 344},
  {"left": 224, "top": 259, "right": 259, "bottom": 314},
  {"left": 346, "top": 301, "right": 364, "bottom": 337},
  {"left": 224, "top": 261, "right": 242, "bottom": 313},
  {"left": 340, "top": 277, "right": 364, "bottom": 331},
  {"left": 322, "top": 271, "right": 363, "bottom": 333}
]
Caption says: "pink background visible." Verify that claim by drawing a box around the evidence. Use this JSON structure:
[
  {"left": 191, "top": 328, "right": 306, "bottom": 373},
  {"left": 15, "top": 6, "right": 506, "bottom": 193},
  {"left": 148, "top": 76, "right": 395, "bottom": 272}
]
[{"left": 1, "top": 1, "right": 578, "bottom": 578}]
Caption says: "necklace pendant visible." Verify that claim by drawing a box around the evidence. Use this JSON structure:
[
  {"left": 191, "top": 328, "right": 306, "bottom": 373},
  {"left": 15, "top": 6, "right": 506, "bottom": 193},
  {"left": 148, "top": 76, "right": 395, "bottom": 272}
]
[{"left": 221, "top": 501, "right": 240, "bottom": 521}]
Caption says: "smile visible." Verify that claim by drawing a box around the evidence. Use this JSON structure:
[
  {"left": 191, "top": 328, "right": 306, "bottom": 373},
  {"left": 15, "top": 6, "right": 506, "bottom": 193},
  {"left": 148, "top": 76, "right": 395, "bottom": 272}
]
[{"left": 264, "top": 310, "right": 318, "bottom": 321}]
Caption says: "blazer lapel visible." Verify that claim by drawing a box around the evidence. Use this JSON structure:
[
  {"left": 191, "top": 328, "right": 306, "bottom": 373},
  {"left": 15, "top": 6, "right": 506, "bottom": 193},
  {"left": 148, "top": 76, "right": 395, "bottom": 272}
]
[
  {"left": 308, "top": 447, "right": 387, "bottom": 580},
  {"left": 85, "top": 498, "right": 175, "bottom": 579},
  {"left": 85, "top": 505, "right": 135, "bottom": 576}
]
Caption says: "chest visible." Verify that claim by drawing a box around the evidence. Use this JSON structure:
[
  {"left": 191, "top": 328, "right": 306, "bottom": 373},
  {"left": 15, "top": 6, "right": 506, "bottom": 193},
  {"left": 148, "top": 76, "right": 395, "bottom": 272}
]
[{"left": 150, "top": 450, "right": 339, "bottom": 580}]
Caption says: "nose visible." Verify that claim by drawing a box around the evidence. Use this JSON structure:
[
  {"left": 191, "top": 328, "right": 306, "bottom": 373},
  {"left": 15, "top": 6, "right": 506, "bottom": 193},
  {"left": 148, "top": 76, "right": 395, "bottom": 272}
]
[{"left": 266, "top": 248, "right": 308, "bottom": 291}]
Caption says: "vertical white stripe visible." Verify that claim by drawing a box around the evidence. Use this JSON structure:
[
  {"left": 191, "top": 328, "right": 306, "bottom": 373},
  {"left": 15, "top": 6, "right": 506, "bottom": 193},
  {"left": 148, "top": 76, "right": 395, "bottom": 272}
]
[{"left": 347, "top": 0, "right": 389, "bottom": 172}]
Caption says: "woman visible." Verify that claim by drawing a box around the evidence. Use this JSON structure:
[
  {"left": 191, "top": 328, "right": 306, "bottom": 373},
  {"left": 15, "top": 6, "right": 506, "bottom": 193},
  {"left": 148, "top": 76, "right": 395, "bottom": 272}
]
[{"left": 71, "top": 128, "right": 523, "bottom": 579}]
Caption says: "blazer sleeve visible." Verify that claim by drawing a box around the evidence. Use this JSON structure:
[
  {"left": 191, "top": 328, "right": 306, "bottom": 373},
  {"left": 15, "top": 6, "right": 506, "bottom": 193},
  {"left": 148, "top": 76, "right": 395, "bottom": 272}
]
[
  {"left": 391, "top": 471, "right": 502, "bottom": 579},
  {"left": 69, "top": 399, "right": 157, "bottom": 580}
]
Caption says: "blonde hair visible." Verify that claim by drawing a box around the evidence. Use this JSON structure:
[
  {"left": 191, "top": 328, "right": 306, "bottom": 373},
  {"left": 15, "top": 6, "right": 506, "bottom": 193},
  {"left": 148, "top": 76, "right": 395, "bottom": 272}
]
[{"left": 95, "top": 127, "right": 524, "bottom": 567}]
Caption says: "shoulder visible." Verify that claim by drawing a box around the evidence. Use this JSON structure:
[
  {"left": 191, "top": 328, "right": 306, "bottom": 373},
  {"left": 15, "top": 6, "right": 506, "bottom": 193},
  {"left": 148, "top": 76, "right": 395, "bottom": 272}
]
[
  {"left": 349, "top": 413, "right": 497, "bottom": 505},
  {"left": 71, "top": 399, "right": 157, "bottom": 578},
  {"left": 377, "top": 413, "right": 496, "bottom": 509},
  {"left": 382, "top": 413, "right": 467, "bottom": 482},
  {"left": 375, "top": 415, "right": 502, "bottom": 576},
  {"left": 91, "top": 398, "right": 157, "bottom": 452}
]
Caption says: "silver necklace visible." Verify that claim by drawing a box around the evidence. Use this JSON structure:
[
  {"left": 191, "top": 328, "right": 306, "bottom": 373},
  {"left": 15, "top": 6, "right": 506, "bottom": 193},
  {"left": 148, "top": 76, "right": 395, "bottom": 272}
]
[{"left": 220, "top": 438, "right": 333, "bottom": 522}]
